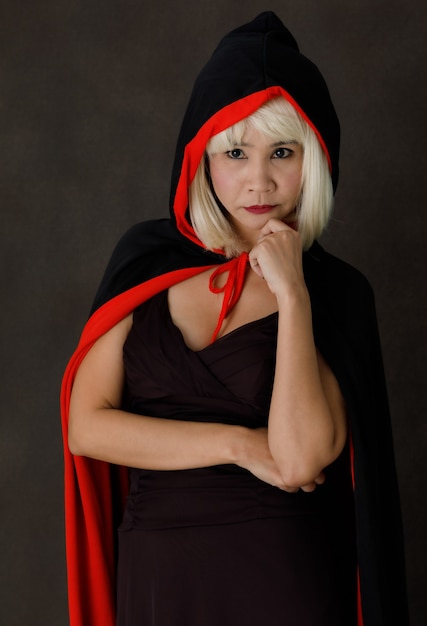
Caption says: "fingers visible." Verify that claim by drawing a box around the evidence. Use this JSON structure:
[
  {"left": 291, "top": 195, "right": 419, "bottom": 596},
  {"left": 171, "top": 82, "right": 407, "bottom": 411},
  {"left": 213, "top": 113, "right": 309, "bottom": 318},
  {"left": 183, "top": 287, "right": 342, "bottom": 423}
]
[
  {"left": 258, "top": 217, "right": 292, "bottom": 239},
  {"left": 281, "top": 471, "right": 327, "bottom": 493},
  {"left": 300, "top": 482, "right": 317, "bottom": 493},
  {"left": 250, "top": 219, "right": 302, "bottom": 267},
  {"left": 296, "top": 471, "right": 327, "bottom": 493},
  {"left": 280, "top": 485, "right": 300, "bottom": 493},
  {"left": 248, "top": 256, "right": 264, "bottom": 278},
  {"left": 314, "top": 471, "right": 326, "bottom": 485},
  {"left": 248, "top": 224, "right": 304, "bottom": 297}
]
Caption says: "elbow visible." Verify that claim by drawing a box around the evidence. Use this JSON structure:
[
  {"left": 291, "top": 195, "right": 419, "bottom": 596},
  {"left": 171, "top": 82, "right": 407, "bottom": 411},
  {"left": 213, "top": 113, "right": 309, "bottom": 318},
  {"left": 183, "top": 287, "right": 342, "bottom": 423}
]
[
  {"left": 271, "top": 445, "right": 337, "bottom": 489},
  {"left": 68, "top": 405, "right": 115, "bottom": 459},
  {"left": 68, "top": 409, "right": 92, "bottom": 457},
  {"left": 273, "top": 442, "right": 345, "bottom": 489},
  {"left": 67, "top": 424, "right": 86, "bottom": 457},
  {"left": 277, "top": 462, "right": 322, "bottom": 490},
  {"left": 268, "top": 439, "right": 323, "bottom": 488},
  {"left": 269, "top": 425, "right": 347, "bottom": 489}
]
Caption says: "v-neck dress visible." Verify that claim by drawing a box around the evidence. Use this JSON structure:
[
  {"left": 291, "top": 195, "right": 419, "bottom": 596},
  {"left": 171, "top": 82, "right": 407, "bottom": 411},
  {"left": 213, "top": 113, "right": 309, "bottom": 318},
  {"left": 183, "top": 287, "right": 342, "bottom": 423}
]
[{"left": 116, "top": 289, "right": 357, "bottom": 626}]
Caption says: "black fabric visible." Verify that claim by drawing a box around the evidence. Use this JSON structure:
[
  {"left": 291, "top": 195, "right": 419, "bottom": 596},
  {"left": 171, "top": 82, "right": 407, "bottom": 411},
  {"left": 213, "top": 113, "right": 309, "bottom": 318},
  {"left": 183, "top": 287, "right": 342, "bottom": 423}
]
[
  {"left": 92, "top": 225, "right": 409, "bottom": 625},
  {"left": 117, "top": 292, "right": 357, "bottom": 625},
  {"left": 170, "top": 10, "right": 340, "bottom": 207},
  {"left": 90, "top": 220, "right": 224, "bottom": 313},
  {"left": 304, "top": 247, "right": 409, "bottom": 624},
  {"left": 86, "top": 12, "right": 409, "bottom": 626}
]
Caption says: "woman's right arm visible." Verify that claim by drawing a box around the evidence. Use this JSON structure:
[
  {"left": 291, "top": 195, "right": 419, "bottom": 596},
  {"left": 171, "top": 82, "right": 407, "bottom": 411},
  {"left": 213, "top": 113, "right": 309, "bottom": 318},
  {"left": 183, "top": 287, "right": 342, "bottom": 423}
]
[{"left": 68, "top": 315, "right": 285, "bottom": 485}]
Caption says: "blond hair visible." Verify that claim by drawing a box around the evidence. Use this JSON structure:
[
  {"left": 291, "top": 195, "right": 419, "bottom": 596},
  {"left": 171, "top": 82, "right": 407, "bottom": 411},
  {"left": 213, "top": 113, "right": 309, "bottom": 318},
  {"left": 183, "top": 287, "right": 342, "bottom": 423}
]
[{"left": 188, "top": 97, "right": 333, "bottom": 257}]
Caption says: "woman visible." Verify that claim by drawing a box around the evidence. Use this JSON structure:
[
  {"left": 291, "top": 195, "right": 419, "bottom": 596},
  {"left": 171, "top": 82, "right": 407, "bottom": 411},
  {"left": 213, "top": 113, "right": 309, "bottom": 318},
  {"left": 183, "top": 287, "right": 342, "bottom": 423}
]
[{"left": 61, "top": 12, "right": 409, "bottom": 626}]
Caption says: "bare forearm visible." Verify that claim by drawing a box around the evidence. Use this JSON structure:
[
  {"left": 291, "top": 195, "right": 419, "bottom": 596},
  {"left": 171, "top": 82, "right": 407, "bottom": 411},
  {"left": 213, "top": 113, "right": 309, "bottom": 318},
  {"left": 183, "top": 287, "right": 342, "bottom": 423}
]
[
  {"left": 69, "top": 407, "right": 245, "bottom": 470},
  {"left": 268, "top": 288, "right": 346, "bottom": 486}
]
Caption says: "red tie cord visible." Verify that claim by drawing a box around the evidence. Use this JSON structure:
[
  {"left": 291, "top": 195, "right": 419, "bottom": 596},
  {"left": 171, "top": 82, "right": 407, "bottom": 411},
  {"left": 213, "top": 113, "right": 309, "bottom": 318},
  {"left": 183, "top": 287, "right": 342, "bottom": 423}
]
[{"left": 208, "top": 252, "right": 249, "bottom": 343}]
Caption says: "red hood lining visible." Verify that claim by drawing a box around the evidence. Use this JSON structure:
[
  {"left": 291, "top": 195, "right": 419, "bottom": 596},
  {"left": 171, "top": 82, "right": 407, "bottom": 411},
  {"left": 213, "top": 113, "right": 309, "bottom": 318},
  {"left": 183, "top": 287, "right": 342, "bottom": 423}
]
[{"left": 173, "top": 86, "right": 332, "bottom": 249}]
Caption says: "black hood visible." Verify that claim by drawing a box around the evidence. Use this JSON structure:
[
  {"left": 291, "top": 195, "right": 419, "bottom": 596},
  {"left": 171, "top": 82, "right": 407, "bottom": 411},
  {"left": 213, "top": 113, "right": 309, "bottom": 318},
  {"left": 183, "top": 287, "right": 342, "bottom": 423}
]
[{"left": 170, "top": 11, "right": 340, "bottom": 247}]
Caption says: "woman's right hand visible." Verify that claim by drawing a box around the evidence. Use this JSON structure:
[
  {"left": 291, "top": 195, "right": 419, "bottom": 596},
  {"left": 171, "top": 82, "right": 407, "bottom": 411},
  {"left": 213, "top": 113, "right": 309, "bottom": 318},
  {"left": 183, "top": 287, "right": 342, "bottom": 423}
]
[{"left": 237, "top": 427, "right": 325, "bottom": 493}]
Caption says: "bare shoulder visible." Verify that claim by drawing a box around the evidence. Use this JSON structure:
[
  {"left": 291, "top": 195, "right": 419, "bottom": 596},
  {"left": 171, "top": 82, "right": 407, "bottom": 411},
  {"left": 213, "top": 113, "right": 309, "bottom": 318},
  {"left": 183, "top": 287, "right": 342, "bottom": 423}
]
[{"left": 87, "top": 313, "right": 133, "bottom": 359}]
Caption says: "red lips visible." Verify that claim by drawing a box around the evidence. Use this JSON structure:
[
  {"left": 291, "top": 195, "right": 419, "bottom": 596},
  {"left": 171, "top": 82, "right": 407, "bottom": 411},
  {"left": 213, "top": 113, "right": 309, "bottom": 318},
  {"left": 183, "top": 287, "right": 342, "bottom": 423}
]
[{"left": 244, "top": 205, "right": 275, "bottom": 214}]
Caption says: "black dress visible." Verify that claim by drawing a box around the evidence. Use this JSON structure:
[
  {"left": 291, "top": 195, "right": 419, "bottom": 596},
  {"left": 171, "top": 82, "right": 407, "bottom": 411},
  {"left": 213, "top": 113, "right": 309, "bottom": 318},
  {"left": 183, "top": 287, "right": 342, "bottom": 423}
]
[{"left": 116, "top": 289, "right": 357, "bottom": 626}]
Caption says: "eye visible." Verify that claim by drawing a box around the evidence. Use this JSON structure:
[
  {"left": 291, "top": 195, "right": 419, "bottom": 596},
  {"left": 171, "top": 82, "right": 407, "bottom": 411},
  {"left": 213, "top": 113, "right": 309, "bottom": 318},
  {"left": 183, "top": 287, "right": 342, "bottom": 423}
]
[
  {"left": 226, "top": 148, "right": 245, "bottom": 159},
  {"left": 272, "top": 147, "right": 292, "bottom": 159}
]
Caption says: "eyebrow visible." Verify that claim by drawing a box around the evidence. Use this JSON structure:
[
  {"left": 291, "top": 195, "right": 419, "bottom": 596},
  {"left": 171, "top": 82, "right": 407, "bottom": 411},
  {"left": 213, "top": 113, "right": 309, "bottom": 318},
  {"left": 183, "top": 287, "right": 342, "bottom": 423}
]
[{"left": 234, "top": 139, "right": 298, "bottom": 147}]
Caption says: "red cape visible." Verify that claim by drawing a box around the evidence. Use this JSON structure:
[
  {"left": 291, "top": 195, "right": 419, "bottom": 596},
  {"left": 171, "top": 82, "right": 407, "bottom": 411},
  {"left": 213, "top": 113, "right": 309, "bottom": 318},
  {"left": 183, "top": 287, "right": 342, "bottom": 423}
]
[{"left": 61, "top": 266, "right": 216, "bottom": 626}]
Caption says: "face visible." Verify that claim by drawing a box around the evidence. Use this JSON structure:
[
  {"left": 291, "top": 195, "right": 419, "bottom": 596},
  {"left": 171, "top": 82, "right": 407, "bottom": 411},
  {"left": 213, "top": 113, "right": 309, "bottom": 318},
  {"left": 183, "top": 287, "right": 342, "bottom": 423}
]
[{"left": 208, "top": 125, "right": 303, "bottom": 248}]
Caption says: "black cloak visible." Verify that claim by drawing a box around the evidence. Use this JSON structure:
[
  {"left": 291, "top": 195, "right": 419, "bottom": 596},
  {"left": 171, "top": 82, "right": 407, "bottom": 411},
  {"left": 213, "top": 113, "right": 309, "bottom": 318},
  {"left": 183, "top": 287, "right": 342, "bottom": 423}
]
[{"left": 61, "top": 12, "right": 409, "bottom": 626}]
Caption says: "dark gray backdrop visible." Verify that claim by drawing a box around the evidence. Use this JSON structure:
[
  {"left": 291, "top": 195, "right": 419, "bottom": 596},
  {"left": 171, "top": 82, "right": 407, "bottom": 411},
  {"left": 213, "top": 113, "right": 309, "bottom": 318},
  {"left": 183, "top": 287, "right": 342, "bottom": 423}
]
[{"left": 1, "top": 1, "right": 426, "bottom": 624}]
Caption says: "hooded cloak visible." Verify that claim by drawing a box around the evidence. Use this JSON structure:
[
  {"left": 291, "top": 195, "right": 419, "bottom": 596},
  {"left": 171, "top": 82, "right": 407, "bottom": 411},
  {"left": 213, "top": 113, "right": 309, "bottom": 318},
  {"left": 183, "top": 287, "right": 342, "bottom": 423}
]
[{"left": 60, "top": 12, "right": 409, "bottom": 626}]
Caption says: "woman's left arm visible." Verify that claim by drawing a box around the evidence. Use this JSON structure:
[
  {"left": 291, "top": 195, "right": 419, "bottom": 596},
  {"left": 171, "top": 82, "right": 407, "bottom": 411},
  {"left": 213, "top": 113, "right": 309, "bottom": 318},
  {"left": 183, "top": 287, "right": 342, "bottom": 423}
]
[{"left": 249, "top": 219, "right": 347, "bottom": 490}]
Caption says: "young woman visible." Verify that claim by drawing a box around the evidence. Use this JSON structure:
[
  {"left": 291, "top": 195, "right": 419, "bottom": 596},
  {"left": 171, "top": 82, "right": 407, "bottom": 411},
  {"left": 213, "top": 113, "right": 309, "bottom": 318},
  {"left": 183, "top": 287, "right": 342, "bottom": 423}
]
[{"left": 61, "top": 12, "right": 409, "bottom": 626}]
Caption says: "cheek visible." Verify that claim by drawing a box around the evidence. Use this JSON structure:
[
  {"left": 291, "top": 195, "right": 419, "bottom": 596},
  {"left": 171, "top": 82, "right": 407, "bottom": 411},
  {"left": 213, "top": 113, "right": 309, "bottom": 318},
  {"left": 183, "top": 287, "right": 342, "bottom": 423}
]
[
  {"left": 291, "top": 171, "right": 303, "bottom": 191},
  {"left": 282, "top": 166, "right": 302, "bottom": 193},
  {"left": 209, "top": 165, "right": 239, "bottom": 199}
]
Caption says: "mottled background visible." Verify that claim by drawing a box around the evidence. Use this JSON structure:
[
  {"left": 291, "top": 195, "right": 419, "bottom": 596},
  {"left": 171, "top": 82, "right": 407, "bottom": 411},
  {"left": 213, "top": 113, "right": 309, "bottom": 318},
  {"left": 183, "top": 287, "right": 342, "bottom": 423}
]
[{"left": 1, "top": 1, "right": 425, "bottom": 624}]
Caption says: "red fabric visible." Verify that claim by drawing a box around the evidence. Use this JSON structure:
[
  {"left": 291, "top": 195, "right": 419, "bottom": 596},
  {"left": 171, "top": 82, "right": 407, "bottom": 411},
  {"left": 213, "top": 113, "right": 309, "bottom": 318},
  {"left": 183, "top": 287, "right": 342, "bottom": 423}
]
[
  {"left": 209, "top": 252, "right": 249, "bottom": 342},
  {"left": 357, "top": 567, "right": 364, "bottom": 626},
  {"left": 60, "top": 265, "right": 216, "bottom": 626}
]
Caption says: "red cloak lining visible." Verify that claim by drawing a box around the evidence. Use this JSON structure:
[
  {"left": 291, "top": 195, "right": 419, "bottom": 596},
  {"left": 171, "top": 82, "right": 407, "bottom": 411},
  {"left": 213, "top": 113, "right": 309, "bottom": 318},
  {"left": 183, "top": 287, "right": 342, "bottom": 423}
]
[
  {"left": 61, "top": 266, "right": 215, "bottom": 626},
  {"left": 61, "top": 262, "right": 363, "bottom": 625}
]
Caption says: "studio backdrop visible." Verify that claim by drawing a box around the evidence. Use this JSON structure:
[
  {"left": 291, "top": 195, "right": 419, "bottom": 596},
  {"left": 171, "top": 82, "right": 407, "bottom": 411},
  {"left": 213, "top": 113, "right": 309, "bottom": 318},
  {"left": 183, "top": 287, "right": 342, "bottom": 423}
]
[{"left": 0, "top": 1, "right": 425, "bottom": 624}]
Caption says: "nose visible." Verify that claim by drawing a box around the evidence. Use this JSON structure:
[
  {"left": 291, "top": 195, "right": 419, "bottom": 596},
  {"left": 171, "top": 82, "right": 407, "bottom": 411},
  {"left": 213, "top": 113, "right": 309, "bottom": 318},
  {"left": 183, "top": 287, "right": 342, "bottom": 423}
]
[{"left": 246, "top": 159, "right": 274, "bottom": 193}]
